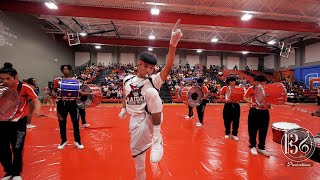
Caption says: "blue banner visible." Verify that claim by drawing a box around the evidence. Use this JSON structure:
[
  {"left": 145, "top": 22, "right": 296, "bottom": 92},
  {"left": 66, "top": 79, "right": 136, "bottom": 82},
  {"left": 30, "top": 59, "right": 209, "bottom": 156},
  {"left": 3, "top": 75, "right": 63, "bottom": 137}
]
[{"left": 293, "top": 65, "right": 320, "bottom": 88}]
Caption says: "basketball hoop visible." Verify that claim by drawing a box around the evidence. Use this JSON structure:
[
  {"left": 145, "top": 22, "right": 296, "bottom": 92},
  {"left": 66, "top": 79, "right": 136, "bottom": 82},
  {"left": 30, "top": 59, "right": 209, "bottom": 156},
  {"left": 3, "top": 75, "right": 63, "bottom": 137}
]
[
  {"left": 279, "top": 42, "right": 291, "bottom": 59},
  {"left": 67, "top": 32, "right": 80, "bottom": 46}
]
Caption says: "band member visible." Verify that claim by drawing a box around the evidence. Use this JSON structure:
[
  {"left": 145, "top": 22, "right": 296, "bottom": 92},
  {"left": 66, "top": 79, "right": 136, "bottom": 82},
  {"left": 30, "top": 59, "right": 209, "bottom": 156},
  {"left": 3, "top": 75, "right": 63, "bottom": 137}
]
[
  {"left": 243, "top": 75, "right": 270, "bottom": 157},
  {"left": 46, "top": 83, "right": 57, "bottom": 112},
  {"left": 185, "top": 81, "right": 195, "bottom": 119},
  {"left": 77, "top": 78, "right": 90, "bottom": 128},
  {"left": 195, "top": 78, "right": 210, "bottom": 127},
  {"left": 26, "top": 78, "right": 40, "bottom": 129},
  {"left": 53, "top": 65, "right": 90, "bottom": 150},
  {"left": 118, "top": 21, "right": 182, "bottom": 180},
  {"left": 185, "top": 105, "right": 194, "bottom": 119},
  {"left": 220, "top": 76, "right": 240, "bottom": 141},
  {"left": 0, "top": 63, "right": 41, "bottom": 180},
  {"left": 78, "top": 108, "right": 90, "bottom": 128}
]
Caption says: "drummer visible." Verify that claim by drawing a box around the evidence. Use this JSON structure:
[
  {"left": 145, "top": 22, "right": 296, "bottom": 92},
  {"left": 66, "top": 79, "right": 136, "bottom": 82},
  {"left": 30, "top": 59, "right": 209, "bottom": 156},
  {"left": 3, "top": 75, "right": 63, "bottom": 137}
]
[
  {"left": 77, "top": 77, "right": 90, "bottom": 128},
  {"left": 243, "top": 75, "right": 270, "bottom": 157},
  {"left": 185, "top": 81, "right": 195, "bottom": 119},
  {"left": 53, "top": 65, "right": 90, "bottom": 150},
  {"left": 0, "top": 62, "right": 41, "bottom": 179},
  {"left": 220, "top": 76, "right": 241, "bottom": 141},
  {"left": 195, "top": 78, "right": 210, "bottom": 127}
]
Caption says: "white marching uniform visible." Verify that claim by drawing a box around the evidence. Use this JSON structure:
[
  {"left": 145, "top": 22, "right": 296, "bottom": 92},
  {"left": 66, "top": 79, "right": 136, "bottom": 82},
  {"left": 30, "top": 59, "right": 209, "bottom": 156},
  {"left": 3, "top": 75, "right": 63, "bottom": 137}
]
[{"left": 123, "top": 72, "right": 163, "bottom": 157}]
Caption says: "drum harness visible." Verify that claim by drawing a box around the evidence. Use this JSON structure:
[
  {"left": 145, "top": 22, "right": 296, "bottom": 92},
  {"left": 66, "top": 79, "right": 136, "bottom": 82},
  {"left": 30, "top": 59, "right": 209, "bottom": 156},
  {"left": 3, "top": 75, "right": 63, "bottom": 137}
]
[{"left": 124, "top": 76, "right": 162, "bottom": 115}]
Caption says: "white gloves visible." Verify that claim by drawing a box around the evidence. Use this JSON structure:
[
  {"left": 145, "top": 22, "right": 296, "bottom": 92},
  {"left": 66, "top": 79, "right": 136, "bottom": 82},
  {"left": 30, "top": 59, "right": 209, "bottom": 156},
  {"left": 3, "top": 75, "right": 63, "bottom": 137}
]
[
  {"left": 170, "top": 19, "right": 183, "bottom": 47},
  {"left": 118, "top": 108, "right": 126, "bottom": 119}
]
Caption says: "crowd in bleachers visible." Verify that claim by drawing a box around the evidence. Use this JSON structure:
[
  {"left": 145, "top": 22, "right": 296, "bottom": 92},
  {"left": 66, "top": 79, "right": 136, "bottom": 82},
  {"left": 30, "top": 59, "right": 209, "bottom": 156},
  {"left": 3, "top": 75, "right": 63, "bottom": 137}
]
[
  {"left": 47, "top": 61, "right": 318, "bottom": 104},
  {"left": 100, "top": 63, "right": 136, "bottom": 99},
  {"left": 166, "top": 64, "right": 223, "bottom": 102},
  {"left": 281, "top": 77, "right": 312, "bottom": 103},
  {"left": 77, "top": 62, "right": 106, "bottom": 84}
]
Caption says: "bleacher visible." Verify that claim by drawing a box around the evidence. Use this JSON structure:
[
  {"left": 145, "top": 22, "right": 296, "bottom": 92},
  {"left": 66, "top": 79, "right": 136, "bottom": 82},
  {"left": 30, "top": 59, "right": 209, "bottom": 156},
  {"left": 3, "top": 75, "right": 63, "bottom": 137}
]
[
  {"left": 301, "top": 90, "right": 318, "bottom": 103},
  {"left": 243, "top": 70, "right": 281, "bottom": 82},
  {"left": 83, "top": 65, "right": 317, "bottom": 105},
  {"left": 218, "top": 70, "right": 254, "bottom": 84}
]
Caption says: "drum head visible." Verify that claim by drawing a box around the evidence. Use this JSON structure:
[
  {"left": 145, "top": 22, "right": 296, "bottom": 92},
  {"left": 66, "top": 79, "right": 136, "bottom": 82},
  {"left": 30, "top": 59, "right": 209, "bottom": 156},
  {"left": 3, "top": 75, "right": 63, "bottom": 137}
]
[
  {"left": 272, "top": 122, "right": 300, "bottom": 130},
  {"left": 187, "top": 86, "right": 204, "bottom": 107},
  {"left": 76, "top": 85, "right": 93, "bottom": 109},
  {"left": 0, "top": 87, "right": 19, "bottom": 121},
  {"left": 76, "top": 84, "right": 102, "bottom": 109},
  {"left": 255, "top": 84, "right": 265, "bottom": 106}
]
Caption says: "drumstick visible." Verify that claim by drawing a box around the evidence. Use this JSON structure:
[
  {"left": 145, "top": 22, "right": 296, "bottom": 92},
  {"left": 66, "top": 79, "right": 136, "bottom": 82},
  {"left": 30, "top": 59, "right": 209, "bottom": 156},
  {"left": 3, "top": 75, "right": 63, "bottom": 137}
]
[{"left": 172, "top": 19, "right": 181, "bottom": 32}]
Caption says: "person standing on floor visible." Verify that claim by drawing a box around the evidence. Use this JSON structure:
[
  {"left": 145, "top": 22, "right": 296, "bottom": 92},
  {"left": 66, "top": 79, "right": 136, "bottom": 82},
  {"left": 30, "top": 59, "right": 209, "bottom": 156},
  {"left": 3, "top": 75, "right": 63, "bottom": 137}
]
[
  {"left": 194, "top": 78, "right": 210, "bottom": 127},
  {"left": 77, "top": 78, "right": 90, "bottom": 128},
  {"left": 0, "top": 63, "right": 41, "bottom": 180},
  {"left": 118, "top": 20, "right": 182, "bottom": 180},
  {"left": 26, "top": 78, "right": 40, "bottom": 129},
  {"left": 243, "top": 75, "right": 271, "bottom": 157},
  {"left": 53, "top": 65, "right": 90, "bottom": 150},
  {"left": 220, "top": 76, "right": 240, "bottom": 141}
]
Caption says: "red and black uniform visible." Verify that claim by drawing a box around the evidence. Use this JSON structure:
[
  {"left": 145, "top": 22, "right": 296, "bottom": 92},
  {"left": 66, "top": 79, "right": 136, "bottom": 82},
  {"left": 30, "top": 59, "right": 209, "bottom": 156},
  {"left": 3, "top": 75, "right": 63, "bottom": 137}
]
[
  {"left": 197, "top": 85, "right": 209, "bottom": 125},
  {"left": 0, "top": 82, "right": 37, "bottom": 176},
  {"left": 53, "top": 77, "right": 81, "bottom": 144},
  {"left": 244, "top": 86, "right": 270, "bottom": 150},
  {"left": 220, "top": 86, "right": 240, "bottom": 136}
]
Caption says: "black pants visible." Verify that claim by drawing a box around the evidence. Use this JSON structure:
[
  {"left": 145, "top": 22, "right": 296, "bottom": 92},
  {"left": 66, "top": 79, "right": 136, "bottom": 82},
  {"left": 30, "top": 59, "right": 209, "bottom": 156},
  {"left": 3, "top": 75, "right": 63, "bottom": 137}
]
[
  {"left": 196, "top": 100, "right": 207, "bottom": 124},
  {"left": 57, "top": 100, "right": 81, "bottom": 144},
  {"left": 0, "top": 117, "right": 27, "bottom": 176},
  {"left": 223, "top": 103, "right": 240, "bottom": 136},
  {"left": 317, "top": 96, "right": 320, "bottom": 105},
  {"left": 78, "top": 108, "right": 87, "bottom": 125},
  {"left": 188, "top": 106, "right": 193, "bottom": 117},
  {"left": 248, "top": 108, "right": 270, "bottom": 150}
]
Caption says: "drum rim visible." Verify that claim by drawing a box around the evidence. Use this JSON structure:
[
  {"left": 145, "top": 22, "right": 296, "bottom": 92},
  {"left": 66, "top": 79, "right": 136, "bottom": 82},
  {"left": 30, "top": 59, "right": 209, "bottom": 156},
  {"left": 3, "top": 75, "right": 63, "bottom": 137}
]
[
  {"left": 272, "top": 122, "right": 301, "bottom": 130},
  {"left": 0, "top": 86, "right": 19, "bottom": 121}
]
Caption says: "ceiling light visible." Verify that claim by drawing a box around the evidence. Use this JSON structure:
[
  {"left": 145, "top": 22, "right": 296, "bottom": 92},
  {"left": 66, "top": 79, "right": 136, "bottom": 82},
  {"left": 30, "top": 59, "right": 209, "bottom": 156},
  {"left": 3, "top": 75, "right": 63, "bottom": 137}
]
[
  {"left": 241, "top": 14, "right": 252, "bottom": 21},
  {"left": 95, "top": 45, "right": 101, "bottom": 49},
  {"left": 197, "top": 49, "right": 202, "bottom": 53},
  {"left": 242, "top": 51, "right": 249, "bottom": 54},
  {"left": 148, "top": 47, "right": 153, "bottom": 51},
  {"left": 149, "top": 35, "right": 155, "bottom": 40},
  {"left": 44, "top": 2, "right": 58, "bottom": 9},
  {"left": 268, "top": 40, "right": 276, "bottom": 45},
  {"left": 79, "top": 32, "right": 87, "bottom": 36},
  {"left": 211, "top": 38, "right": 218, "bottom": 42},
  {"left": 151, "top": 8, "right": 160, "bottom": 15}
]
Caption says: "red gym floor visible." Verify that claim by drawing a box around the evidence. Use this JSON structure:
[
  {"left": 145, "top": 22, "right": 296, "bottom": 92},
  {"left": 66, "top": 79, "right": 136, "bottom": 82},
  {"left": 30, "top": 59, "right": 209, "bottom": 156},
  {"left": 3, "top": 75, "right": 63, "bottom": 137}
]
[{"left": 0, "top": 103, "right": 319, "bottom": 180}]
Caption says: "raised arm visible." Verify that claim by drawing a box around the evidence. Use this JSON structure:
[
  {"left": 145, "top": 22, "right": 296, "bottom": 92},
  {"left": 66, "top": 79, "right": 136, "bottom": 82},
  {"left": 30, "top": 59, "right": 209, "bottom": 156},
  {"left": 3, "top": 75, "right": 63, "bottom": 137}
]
[{"left": 160, "top": 19, "right": 182, "bottom": 81}]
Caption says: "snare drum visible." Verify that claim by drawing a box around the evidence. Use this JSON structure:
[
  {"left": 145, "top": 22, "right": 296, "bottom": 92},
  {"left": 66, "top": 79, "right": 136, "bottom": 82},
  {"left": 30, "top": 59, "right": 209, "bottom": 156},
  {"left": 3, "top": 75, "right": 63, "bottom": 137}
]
[
  {"left": 272, "top": 122, "right": 300, "bottom": 144},
  {"left": 59, "top": 79, "right": 81, "bottom": 98},
  {"left": 226, "top": 86, "right": 245, "bottom": 102},
  {"left": 76, "top": 84, "right": 102, "bottom": 109},
  {"left": 0, "top": 86, "right": 19, "bottom": 121},
  {"left": 256, "top": 83, "right": 287, "bottom": 106},
  {"left": 180, "top": 86, "right": 204, "bottom": 107}
]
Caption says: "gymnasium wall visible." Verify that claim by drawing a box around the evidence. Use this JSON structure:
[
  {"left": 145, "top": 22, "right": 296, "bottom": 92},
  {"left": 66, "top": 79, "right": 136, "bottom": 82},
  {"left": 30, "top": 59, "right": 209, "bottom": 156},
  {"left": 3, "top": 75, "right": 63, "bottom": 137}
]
[
  {"left": 246, "top": 57, "right": 259, "bottom": 70},
  {"left": 305, "top": 42, "right": 320, "bottom": 64},
  {"left": 0, "top": 12, "right": 73, "bottom": 95}
]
